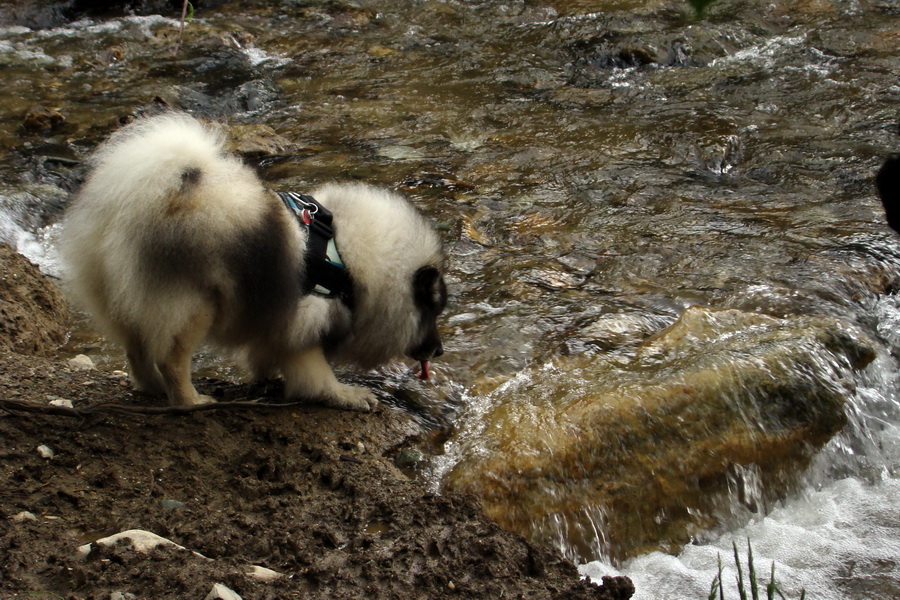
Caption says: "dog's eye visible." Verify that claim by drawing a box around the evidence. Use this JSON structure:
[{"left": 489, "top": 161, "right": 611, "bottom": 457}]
[{"left": 413, "top": 266, "right": 444, "bottom": 311}]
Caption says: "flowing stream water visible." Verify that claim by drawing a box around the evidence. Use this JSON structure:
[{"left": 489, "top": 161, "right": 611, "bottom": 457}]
[{"left": 1, "top": 0, "right": 898, "bottom": 597}]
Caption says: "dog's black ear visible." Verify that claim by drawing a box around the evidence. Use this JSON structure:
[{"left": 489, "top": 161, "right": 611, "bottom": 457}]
[
  {"left": 413, "top": 266, "right": 447, "bottom": 312},
  {"left": 877, "top": 156, "right": 900, "bottom": 233},
  {"left": 411, "top": 266, "right": 447, "bottom": 361}
]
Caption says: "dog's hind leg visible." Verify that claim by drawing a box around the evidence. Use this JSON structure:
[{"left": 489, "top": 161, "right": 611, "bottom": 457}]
[
  {"left": 282, "top": 346, "right": 377, "bottom": 412},
  {"left": 156, "top": 311, "right": 215, "bottom": 406},
  {"left": 124, "top": 333, "right": 165, "bottom": 396}
]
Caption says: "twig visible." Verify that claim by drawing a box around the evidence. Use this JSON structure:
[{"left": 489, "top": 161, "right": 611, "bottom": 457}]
[
  {"left": 0, "top": 397, "right": 314, "bottom": 418},
  {"left": 174, "top": 0, "right": 191, "bottom": 56}
]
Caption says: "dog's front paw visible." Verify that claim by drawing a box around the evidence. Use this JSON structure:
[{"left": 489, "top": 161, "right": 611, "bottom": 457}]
[
  {"left": 186, "top": 393, "right": 217, "bottom": 406},
  {"left": 321, "top": 384, "right": 378, "bottom": 413}
]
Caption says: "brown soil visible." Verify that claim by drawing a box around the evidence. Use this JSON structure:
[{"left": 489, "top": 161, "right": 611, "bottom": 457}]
[{"left": 0, "top": 244, "right": 634, "bottom": 600}]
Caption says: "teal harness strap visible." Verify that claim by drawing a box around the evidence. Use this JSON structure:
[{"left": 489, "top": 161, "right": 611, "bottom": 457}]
[{"left": 278, "top": 192, "right": 354, "bottom": 308}]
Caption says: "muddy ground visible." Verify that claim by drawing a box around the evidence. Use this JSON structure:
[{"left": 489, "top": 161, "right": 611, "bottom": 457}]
[{"left": 0, "top": 244, "right": 634, "bottom": 599}]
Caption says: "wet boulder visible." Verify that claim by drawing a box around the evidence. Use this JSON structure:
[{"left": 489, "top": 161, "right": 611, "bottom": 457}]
[
  {"left": 445, "top": 305, "right": 876, "bottom": 562},
  {"left": 22, "top": 106, "right": 66, "bottom": 132}
]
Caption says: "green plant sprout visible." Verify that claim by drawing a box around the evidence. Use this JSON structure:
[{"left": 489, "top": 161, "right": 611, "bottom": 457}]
[{"left": 708, "top": 540, "right": 807, "bottom": 600}]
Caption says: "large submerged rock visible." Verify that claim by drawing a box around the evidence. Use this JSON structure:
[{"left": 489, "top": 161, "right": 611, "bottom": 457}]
[{"left": 445, "top": 305, "right": 877, "bottom": 562}]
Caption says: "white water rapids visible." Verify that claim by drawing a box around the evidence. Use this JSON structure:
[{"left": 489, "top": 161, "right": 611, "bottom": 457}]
[{"left": 581, "top": 292, "right": 900, "bottom": 599}]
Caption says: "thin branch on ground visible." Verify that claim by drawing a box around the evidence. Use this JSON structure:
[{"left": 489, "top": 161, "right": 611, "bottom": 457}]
[{"left": 0, "top": 397, "right": 313, "bottom": 418}]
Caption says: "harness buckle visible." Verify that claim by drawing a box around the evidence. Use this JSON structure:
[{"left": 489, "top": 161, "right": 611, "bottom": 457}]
[{"left": 277, "top": 190, "right": 353, "bottom": 308}]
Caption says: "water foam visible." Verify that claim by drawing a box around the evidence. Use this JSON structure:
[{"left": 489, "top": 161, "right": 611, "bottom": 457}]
[{"left": 582, "top": 476, "right": 900, "bottom": 599}]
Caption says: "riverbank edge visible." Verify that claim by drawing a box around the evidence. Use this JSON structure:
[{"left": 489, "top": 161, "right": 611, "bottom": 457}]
[{"left": 0, "top": 245, "right": 634, "bottom": 599}]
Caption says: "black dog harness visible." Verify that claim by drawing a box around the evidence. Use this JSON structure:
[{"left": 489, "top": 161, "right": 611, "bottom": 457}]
[{"left": 278, "top": 191, "right": 353, "bottom": 307}]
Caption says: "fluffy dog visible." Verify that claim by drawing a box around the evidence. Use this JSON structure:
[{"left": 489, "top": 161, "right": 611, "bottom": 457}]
[{"left": 60, "top": 112, "right": 446, "bottom": 411}]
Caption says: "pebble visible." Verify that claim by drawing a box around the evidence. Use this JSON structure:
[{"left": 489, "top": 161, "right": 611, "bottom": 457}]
[
  {"left": 160, "top": 499, "right": 186, "bottom": 511},
  {"left": 68, "top": 354, "right": 96, "bottom": 370},
  {"left": 76, "top": 529, "right": 204, "bottom": 560},
  {"left": 109, "top": 592, "right": 136, "bottom": 600},
  {"left": 12, "top": 511, "right": 38, "bottom": 522},
  {"left": 37, "top": 444, "right": 55, "bottom": 459},
  {"left": 245, "top": 565, "right": 282, "bottom": 582},
  {"left": 204, "top": 583, "right": 243, "bottom": 600},
  {"left": 394, "top": 449, "right": 424, "bottom": 469},
  {"left": 22, "top": 105, "right": 65, "bottom": 130},
  {"left": 48, "top": 397, "right": 74, "bottom": 408}
]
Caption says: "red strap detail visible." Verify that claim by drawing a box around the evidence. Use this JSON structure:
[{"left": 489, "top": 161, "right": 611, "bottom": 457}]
[{"left": 302, "top": 209, "right": 312, "bottom": 224}]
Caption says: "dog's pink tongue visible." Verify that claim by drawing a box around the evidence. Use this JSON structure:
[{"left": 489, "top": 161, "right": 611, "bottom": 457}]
[{"left": 418, "top": 360, "right": 431, "bottom": 380}]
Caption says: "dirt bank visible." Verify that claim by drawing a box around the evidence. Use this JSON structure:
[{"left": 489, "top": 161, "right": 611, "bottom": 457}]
[{"left": 0, "top": 245, "right": 633, "bottom": 599}]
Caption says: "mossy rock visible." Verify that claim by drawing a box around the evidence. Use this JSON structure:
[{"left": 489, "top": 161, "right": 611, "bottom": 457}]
[{"left": 446, "top": 306, "right": 876, "bottom": 562}]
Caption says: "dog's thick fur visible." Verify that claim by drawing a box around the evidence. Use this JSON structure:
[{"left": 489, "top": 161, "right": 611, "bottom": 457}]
[{"left": 60, "top": 113, "right": 446, "bottom": 411}]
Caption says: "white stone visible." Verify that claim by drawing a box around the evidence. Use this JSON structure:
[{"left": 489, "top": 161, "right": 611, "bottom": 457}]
[
  {"left": 49, "top": 398, "right": 74, "bottom": 408},
  {"left": 204, "top": 583, "right": 243, "bottom": 600},
  {"left": 37, "top": 444, "right": 55, "bottom": 459},
  {"left": 12, "top": 511, "right": 38, "bottom": 522},
  {"left": 245, "top": 565, "right": 282, "bottom": 582},
  {"left": 68, "top": 354, "right": 95, "bottom": 370},
  {"left": 75, "top": 529, "right": 209, "bottom": 561}
]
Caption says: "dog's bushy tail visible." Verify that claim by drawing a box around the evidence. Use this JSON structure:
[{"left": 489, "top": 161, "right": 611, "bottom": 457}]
[{"left": 85, "top": 113, "right": 225, "bottom": 211}]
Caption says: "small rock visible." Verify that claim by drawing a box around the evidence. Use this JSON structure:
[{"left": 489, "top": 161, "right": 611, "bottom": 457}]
[
  {"left": 76, "top": 529, "right": 208, "bottom": 560},
  {"left": 109, "top": 592, "right": 136, "bottom": 600},
  {"left": 368, "top": 44, "right": 397, "bottom": 58},
  {"left": 23, "top": 105, "right": 66, "bottom": 131},
  {"left": 12, "top": 511, "right": 38, "bottom": 522},
  {"left": 394, "top": 448, "right": 424, "bottom": 469},
  {"left": 48, "top": 398, "right": 74, "bottom": 408},
  {"left": 160, "top": 499, "right": 186, "bottom": 511},
  {"left": 245, "top": 565, "right": 282, "bottom": 582},
  {"left": 226, "top": 123, "right": 296, "bottom": 156},
  {"left": 204, "top": 583, "right": 243, "bottom": 600},
  {"left": 37, "top": 444, "right": 55, "bottom": 459},
  {"left": 68, "top": 354, "right": 95, "bottom": 371}
]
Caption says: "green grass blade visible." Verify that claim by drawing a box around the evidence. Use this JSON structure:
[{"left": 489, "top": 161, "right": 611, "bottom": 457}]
[
  {"left": 734, "top": 540, "right": 748, "bottom": 600},
  {"left": 708, "top": 564, "right": 721, "bottom": 600},
  {"left": 748, "top": 539, "right": 760, "bottom": 600},
  {"left": 719, "top": 553, "right": 726, "bottom": 600},
  {"left": 767, "top": 562, "right": 776, "bottom": 600}
]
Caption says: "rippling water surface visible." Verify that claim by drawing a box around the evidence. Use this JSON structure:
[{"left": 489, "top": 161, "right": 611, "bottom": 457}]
[{"left": 1, "top": 0, "right": 898, "bottom": 597}]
